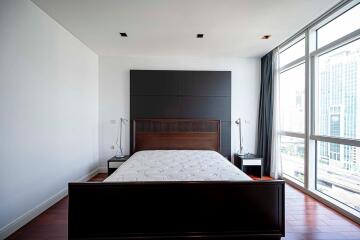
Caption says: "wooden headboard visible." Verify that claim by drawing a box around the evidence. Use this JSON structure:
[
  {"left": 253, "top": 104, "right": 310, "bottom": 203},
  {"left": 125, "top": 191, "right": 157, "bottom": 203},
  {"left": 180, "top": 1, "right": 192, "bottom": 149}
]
[{"left": 133, "top": 119, "right": 220, "bottom": 153}]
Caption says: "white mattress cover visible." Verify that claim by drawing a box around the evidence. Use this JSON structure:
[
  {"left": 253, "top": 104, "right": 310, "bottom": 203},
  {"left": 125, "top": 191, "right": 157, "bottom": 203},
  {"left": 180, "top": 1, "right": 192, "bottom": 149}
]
[{"left": 104, "top": 150, "right": 252, "bottom": 182}]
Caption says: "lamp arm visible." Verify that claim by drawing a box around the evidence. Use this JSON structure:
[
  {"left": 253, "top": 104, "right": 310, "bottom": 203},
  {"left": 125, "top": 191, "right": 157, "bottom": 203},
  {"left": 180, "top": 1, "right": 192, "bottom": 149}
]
[
  {"left": 119, "top": 118, "right": 123, "bottom": 156},
  {"left": 115, "top": 118, "right": 127, "bottom": 158},
  {"left": 239, "top": 118, "right": 243, "bottom": 154}
]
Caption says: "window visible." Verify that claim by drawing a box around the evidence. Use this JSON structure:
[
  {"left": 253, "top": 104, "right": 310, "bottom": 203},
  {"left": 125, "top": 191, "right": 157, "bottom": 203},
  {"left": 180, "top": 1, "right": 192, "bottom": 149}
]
[
  {"left": 280, "top": 38, "right": 305, "bottom": 67},
  {"left": 280, "top": 64, "right": 305, "bottom": 133},
  {"left": 312, "top": 1, "right": 360, "bottom": 215},
  {"left": 276, "top": 0, "right": 360, "bottom": 219},
  {"left": 279, "top": 37, "right": 306, "bottom": 185},
  {"left": 316, "top": 141, "right": 360, "bottom": 211},
  {"left": 313, "top": 37, "right": 360, "bottom": 212},
  {"left": 315, "top": 39, "right": 360, "bottom": 140},
  {"left": 317, "top": 4, "right": 360, "bottom": 48},
  {"left": 281, "top": 136, "right": 305, "bottom": 183}
]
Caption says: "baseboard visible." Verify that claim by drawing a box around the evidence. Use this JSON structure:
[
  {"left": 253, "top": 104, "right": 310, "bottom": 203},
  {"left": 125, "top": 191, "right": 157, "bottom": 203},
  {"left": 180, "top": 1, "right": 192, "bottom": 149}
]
[
  {"left": 98, "top": 166, "right": 107, "bottom": 173},
  {"left": 0, "top": 168, "right": 100, "bottom": 239}
]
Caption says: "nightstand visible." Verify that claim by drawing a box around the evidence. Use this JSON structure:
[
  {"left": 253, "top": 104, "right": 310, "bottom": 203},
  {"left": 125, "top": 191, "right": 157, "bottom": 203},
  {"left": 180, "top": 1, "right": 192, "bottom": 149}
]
[
  {"left": 234, "top": 154, "right": 263, "bottom": 178},
  {"left": 107, "top": 156, "right": 130, "bottom": 175}
]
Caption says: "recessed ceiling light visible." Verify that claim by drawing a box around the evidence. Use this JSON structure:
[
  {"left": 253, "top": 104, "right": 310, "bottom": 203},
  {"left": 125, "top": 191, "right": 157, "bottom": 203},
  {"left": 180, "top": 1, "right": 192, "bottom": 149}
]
[
  {"left": 261, "top": 35, "right": 271, "bottom": 39},
  {"left": 197, "top": 33, "right": 204, "bottom": 38},
  {"left": 120, "top": 32, "right": 128, "bottom": 37}
]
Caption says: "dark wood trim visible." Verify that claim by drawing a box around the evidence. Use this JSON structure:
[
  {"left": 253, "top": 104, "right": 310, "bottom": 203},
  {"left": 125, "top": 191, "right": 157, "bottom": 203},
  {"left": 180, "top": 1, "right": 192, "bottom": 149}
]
[
  {"left": 133, "top": 119, "right": 221, "bottom": 153},
  {"left": 68, "top": 180, "right": 285, "bottom": 240}
]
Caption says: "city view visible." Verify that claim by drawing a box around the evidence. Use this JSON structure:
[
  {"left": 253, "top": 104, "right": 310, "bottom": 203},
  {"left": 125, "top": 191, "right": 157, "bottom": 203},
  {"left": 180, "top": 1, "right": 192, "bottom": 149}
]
[
  {"left": 316, "top": 39, "right": 360, "bottom": 211},
  {"left": 280, "top": 38, "right": 360, "bottom": 211}
]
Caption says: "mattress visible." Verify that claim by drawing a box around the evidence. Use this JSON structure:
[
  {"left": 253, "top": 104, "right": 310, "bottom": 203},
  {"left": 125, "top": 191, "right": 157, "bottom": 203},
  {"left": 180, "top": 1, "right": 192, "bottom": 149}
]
[{"left": 104, "top": 150, "right": 252, "bottom": 182}]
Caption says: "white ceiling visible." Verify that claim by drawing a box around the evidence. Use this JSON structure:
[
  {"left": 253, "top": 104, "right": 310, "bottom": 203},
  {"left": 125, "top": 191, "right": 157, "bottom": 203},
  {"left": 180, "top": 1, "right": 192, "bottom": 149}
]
[{"left": 32, "top": 0, "right": 340, "bottom": 58}]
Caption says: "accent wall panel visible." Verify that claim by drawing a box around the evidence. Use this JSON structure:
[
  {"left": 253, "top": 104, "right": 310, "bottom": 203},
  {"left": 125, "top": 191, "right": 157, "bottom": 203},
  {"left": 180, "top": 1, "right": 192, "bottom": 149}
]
[
  {"left": 131, "top": 96, "right": 181, "bottom": 118},
  {"left": 180, "top": 97, "right": 230, "bottom": 121},
  {"left": 131, "top": 71, "right": 180, "bottom": 96},
  {"left": 130, "top": 70, "right": 231, "bottom": 158},
  {"left": 180, "top": 72, "right": 231, "bottom": 96}
]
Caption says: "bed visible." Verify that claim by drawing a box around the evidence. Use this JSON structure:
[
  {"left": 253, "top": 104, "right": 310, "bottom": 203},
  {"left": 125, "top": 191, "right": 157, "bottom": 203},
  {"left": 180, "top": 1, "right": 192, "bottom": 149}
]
[
  {"left": 68, "top": 119, "right": 285, "bottom": 240},
  {"left": 105, "top": 150, "right": 252, "bottom": 182}
]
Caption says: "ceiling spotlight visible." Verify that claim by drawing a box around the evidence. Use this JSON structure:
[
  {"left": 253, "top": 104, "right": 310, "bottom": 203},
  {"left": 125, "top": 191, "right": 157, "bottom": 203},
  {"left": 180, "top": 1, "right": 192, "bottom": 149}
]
[
  {"left": 197, "top": 33, "right": 204, "bottom": 38},
  {"left": 120, "top": 32, "right": 128, "bottom": 37},
  {"left": 261, "top": 35, "right": 271, "bottom": 39}
]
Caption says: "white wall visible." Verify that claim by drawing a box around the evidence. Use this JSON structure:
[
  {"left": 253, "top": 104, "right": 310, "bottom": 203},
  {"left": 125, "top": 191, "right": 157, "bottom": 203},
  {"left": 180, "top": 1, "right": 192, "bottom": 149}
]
[
  {"left": 99, "top": 56, "right": 260, "bottom": 167},
  {"left": 0, "top": 0, "right": 99, "bottom": 238}
]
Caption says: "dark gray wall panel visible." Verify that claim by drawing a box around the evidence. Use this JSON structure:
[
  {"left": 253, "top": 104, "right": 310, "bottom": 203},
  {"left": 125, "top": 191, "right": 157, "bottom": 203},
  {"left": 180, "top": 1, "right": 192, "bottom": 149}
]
[
  {"left": 131, "top": 71, "right": 180, "bottom": 96},
  {"left": 180, "top": 71, "right": 231, "bottom": 96},
  {"left": 180, "top": 97, "right": 231, "bottom": 121},
  {"left": 130, "top": 70, "right": 231, "bottom": 159},
  {"left": 131, "top": 96, "right": 180, "bottom": 118}
]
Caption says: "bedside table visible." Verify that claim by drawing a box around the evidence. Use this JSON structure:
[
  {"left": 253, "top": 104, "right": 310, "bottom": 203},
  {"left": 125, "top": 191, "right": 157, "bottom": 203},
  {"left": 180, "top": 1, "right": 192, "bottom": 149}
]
[
  {"left": 234, "top": 154, "right": 263, "bottom": 178},
  {"left": 107, "top": 156, "right": 130, "bottom": 175}
]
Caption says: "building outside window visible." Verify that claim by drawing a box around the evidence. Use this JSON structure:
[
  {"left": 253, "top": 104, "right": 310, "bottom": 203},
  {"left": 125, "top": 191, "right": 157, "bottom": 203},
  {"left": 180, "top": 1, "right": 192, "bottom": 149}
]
[
  {"left": 315, "top": 38, "right": 360, "bottom": 211},
  {"left": 277, "top": 0, "right": 360, "bottom": 216}
]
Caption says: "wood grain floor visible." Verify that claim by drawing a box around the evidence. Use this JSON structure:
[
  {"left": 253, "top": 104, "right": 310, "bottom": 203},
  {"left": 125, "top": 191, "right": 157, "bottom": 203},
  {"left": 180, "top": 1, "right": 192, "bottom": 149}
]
[{"left": 7, "top": 173, "right": 360, "bottom": 240}]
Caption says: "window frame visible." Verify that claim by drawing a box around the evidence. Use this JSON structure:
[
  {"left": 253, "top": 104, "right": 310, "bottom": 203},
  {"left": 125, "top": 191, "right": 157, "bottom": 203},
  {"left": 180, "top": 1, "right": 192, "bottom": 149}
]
[
  {"left": 310, "top": 31, "right": 360, "bottom": 146},
  {"left": 279, "top": 62, "right": 306, "bottom": 135},
  {"left": 315, "top": 2, "right": 360, "bottom": 49},
  {"left": 310, "top": 35, "right": 360, "bottom": 212},
  {"left": 279, "top": 38, "right": 306, "bottom": 70},
  {"left": 280, "top": 36, "right": 306, "bottom": 73},
  {"left": 279, "top": 35, "right": 306, "bottom": 184},
  {"left": 276, "top": 0, "right": 360, "bottom": 223}
]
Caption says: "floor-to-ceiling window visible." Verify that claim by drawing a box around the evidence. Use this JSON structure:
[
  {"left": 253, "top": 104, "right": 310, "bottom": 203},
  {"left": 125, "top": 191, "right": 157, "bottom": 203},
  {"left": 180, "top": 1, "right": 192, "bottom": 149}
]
[
  {"left": 278, "top": 0, "right": 360, "bottom": 219},
  {"left": 312, "top": 4, "right": 360, "bottom": 212},
  {"left": 279, "top": 38, "right": 306, "bottom": 184}
]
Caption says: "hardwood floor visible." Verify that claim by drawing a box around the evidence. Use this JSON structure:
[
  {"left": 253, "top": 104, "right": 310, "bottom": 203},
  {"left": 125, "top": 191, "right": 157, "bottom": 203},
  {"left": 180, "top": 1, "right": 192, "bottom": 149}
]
[
  {"left": 7, "top": 173, "right": 360, "bottom": 240},
  {"left": 284, "top": 184, "right": 360, "bottom": 240},
  {"left": 7, "top": 173, "right": 107, "bottom": 240}
]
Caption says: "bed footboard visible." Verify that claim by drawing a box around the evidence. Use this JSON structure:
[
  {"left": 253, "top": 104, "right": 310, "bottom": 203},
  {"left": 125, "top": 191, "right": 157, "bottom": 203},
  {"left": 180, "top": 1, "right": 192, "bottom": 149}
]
[{"left": 68, "top": 180, "right": 285, "bottom": 240}]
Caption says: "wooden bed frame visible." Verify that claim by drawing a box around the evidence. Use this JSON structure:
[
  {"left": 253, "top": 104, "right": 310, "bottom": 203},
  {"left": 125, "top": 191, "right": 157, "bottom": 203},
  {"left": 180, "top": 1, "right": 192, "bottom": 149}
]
[{"left": 68, "top": 119, "right": 285, "bottom": 240}]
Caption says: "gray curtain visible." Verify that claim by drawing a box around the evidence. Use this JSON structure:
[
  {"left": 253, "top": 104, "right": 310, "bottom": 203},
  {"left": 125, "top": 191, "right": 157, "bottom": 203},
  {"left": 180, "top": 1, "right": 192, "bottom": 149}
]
[{"left": 257, "top": 51, "right": 273, "bottom": 176}]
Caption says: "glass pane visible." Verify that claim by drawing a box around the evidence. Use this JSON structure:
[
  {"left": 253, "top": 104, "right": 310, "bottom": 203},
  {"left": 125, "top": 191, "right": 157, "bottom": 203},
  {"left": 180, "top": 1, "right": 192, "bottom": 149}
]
[
  {"left": 317, "top": 4, "right": 360, "bottom": 48},
  {"left": 280, "top": 38, "right": 305, "bottom": 67},
  {"left": 280, "top": 64, "right": 305, "bottom": 133},
  {"left": 281, "top": 136, "right": 305, "bottom": 183},
  {"left": 316, "top": 141, "right": 360, "bottom": 211},
  {"left": 315, "top": 39, "right": 360, "bottom": 139}
]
